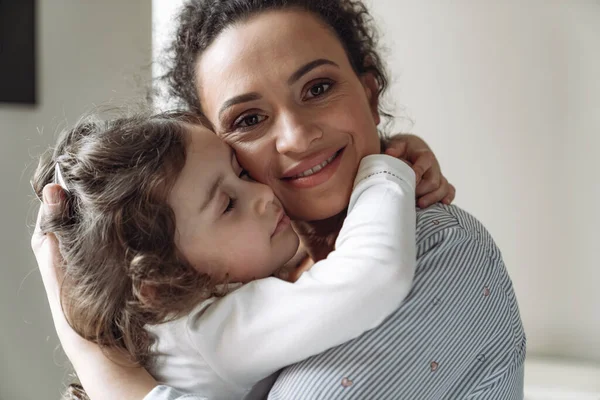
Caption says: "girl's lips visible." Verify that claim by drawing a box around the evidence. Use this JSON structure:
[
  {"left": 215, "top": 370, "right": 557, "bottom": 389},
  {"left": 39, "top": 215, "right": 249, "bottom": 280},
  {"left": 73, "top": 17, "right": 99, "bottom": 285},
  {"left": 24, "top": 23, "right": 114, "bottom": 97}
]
[
  {"left": 272, "top": 213, "right": 291, "bottom": 237},
  {"left": 282, "top": 148, "right": 345, "bottom": 189}
]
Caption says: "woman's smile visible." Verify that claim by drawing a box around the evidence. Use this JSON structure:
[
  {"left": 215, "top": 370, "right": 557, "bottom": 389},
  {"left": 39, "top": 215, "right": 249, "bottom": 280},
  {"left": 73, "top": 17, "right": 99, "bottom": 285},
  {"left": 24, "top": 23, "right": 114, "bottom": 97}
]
[{"left": 281, "top": 147, "right": 345, "bottom": 189}]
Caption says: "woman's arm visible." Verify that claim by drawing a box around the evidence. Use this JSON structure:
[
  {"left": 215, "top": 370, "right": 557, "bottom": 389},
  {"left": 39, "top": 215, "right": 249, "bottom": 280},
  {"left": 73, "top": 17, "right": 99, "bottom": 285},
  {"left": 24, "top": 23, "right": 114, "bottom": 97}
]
[
  {"left": 188, "top": 155, "right": 417, "bottom": 389},
  {"left": 33, "top": 185, "right": 157, "bottom": 400}
]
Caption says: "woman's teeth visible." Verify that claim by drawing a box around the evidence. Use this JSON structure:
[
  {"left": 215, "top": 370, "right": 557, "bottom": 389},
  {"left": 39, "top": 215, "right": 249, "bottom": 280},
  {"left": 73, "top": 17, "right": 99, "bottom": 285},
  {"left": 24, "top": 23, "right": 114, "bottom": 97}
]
[{"left": 293, "top": 152, "right": 338, "bottom": 178}]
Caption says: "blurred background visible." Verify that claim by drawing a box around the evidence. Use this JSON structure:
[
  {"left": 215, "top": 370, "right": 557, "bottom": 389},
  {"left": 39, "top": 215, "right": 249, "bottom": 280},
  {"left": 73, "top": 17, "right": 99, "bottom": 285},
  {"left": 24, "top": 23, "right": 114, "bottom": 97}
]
[{"left": 1, "top": 0, "right": 598, "bottom": 398}]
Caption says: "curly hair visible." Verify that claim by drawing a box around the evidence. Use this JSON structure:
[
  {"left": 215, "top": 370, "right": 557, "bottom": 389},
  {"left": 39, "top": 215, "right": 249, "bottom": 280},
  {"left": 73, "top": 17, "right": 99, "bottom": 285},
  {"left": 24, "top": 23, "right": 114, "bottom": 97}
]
[
  {"left": 31, "top": 110, "right": 220, "bottom": 370},
  {"left": 163, "top": 0, "right": 391, "bottom": 121}
]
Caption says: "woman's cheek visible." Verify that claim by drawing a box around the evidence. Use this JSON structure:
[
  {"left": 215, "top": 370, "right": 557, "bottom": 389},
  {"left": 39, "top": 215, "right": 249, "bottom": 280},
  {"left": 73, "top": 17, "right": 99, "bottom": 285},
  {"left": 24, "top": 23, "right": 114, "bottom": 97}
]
[{"left": 232, "top": 141, "right": 271, "bottom": 183}]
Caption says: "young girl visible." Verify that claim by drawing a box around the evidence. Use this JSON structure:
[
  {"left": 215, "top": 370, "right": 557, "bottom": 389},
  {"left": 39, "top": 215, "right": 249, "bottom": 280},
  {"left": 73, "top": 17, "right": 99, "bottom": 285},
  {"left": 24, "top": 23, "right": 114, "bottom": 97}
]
[{"left": 32, "top": 110, "right": 417, "bottom": 400}]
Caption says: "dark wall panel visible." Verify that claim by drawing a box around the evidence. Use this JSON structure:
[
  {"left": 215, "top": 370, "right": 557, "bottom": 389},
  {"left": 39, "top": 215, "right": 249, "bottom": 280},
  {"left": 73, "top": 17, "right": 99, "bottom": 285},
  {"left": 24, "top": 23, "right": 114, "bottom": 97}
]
[{"left": 0, "top": 0, "right": 36, "bottom": 104}]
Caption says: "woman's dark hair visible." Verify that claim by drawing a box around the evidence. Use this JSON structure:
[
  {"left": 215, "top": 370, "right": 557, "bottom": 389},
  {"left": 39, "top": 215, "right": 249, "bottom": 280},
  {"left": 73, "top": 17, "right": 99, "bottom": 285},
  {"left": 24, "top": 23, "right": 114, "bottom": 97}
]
[
  {"left": 32, "top": 110, "right": 221, "bottom": 375},
  {"left": 164, "top": 0, "right": 391, "bottom": 121}
]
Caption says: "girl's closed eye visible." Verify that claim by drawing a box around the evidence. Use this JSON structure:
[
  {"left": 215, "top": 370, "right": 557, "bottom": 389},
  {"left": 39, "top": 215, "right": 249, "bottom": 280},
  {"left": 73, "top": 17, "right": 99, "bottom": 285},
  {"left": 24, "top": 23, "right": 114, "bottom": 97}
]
[
  {"left": 224, "top": 169, "right": 250, "bottom": 214},
  {"left": 224, "top": 197, "right": 236, "bottom": 214}
]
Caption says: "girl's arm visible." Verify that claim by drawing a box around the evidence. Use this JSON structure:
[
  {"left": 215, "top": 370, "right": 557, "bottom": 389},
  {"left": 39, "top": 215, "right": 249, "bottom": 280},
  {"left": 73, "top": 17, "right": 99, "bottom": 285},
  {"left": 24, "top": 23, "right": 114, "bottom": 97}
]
[
  {"left": 384, "top": 133, "right": 456, "bottom": 207},
  {"left": 32, "top": 185, "right": 157, "bottom": 400},
  {"left": 188, "top": 155, "right": 417, "bottom": 389}
]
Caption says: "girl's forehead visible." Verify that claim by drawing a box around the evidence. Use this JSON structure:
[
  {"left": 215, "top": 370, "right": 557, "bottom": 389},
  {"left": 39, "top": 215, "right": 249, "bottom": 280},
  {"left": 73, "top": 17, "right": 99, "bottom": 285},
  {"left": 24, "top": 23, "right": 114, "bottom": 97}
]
[{"left": 184, "top": 124, "right": 226, "bottom": 152}]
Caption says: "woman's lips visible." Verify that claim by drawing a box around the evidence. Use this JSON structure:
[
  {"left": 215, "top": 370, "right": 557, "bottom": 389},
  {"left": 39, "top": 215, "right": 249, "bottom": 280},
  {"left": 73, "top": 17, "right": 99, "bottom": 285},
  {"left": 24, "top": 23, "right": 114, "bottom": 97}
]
[
  {"left": 282, "top": 148, "right": 345, "bottom": 189},
  {"left": 281, "top": 147, "right": 345, "bottom": 178}
]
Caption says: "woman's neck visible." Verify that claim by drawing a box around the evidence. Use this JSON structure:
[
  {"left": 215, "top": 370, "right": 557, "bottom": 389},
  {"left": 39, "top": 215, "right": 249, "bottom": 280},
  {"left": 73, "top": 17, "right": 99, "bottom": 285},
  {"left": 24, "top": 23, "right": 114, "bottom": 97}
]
[{"left": 292, "top": 210, "right": 347, "bottom": 262}]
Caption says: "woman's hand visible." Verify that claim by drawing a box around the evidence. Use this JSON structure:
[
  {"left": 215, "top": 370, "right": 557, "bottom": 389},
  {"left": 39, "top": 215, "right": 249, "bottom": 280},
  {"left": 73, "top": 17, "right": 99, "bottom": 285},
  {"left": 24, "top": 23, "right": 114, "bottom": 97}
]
[
  {"left": 32, "top": 184, "right": 157, "bottom": 400},
  {"left": 383, "top": 134, "right": 456, "bottom": 208},
  {"left": 32, "top": 184, "right": 67, "bottom": 326}
]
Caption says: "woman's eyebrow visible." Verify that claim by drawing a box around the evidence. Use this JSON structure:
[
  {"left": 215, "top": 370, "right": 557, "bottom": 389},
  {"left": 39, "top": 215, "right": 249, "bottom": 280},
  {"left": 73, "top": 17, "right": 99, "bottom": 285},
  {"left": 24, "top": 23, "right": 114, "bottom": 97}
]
[
  {"left": 219, "top": 93, "right": 262, "bottom": 119},
  {"left": 288, "top": 59, "right": 339, "bottom": 85},
  {"left": 217, "top": 59, "right": 338, "bottom": 119}
]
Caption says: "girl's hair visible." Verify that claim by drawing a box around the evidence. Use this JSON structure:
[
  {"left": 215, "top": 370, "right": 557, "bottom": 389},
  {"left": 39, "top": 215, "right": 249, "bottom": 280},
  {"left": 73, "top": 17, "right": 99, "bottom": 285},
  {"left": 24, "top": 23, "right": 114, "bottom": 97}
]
[
  {"left": 164, "top": 0, "right": 392, "bottom": 122},
  {"left": 32, "top": 110, "right": 220, "bottom": 371}
]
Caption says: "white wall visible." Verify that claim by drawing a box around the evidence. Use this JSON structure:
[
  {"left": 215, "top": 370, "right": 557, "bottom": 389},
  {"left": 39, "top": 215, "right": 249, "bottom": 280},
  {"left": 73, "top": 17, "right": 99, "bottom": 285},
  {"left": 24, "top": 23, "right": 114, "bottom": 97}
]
[
  {"left": 366, "top": 0, "right": 600, "bottom": 362},
  {"left": 152, "top": 0, "right": 186, "bottom": 111},
  {"left": 0, "top": 1, "right": 151, "bottom": 398}
]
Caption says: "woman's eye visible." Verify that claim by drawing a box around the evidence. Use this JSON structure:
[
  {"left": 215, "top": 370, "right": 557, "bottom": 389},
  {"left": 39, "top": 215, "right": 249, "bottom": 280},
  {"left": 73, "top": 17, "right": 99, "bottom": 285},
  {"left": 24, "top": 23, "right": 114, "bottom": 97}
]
[
  {"left": 305, "top": 82, "right": 332, "bottom": 100},
  {"left": 224, "top": 197, "right": 236, "bottom": 214},
  {"left": 234, "top": 114, "right": 266, "bottom": 129}
]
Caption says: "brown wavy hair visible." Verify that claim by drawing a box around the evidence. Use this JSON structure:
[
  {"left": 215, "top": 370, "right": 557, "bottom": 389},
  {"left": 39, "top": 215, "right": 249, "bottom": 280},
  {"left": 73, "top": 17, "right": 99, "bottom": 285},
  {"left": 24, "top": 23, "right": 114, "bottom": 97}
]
[
  {"left": 163, "top": 0, "right": 392, "bottom": 122},
  {"left": 32, "top": 110, "right": 221, "bottom": 375}
]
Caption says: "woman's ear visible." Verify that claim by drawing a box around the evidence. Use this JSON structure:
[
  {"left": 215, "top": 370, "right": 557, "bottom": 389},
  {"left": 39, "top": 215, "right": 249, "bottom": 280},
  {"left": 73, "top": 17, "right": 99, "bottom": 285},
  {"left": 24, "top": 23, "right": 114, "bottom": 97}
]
[{"left": 361, "top": 72, "right": 381, "bottom": 126}]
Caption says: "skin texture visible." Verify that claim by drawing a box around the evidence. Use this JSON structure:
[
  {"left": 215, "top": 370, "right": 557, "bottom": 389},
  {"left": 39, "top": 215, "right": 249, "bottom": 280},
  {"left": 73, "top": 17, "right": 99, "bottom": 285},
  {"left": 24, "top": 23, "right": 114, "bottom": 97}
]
[{"left": 169, "top": 125, "right": 299, "bottom": 283}]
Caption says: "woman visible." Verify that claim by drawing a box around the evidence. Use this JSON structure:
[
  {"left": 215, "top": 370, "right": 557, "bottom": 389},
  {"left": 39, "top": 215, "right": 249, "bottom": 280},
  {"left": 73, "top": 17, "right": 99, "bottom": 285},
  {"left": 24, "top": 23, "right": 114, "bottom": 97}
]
[{"left": 32, "top": 0, "right": 525, "bottom": 399}]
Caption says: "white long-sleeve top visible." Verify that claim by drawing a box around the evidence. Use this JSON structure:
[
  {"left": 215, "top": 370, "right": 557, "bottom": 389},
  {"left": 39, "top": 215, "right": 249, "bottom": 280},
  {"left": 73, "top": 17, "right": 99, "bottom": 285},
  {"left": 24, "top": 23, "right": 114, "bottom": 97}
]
[{"left": 146, "top": 155, "right": 417, "bottom": 400}]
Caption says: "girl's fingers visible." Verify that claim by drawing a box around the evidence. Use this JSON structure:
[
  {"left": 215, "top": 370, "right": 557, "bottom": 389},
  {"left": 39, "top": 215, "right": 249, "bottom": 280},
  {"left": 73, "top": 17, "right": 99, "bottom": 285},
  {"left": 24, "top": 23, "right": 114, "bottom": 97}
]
[
  {"left": 384, "top": 141, "right": 408, "bottom": 159},
  {"left": 415, "top": 167, "right": 442, "bottom": 197},
  {"left": 410, "top": 151, "right": 435, "bottom": 185},
  {"left": 442, "top": 184, "right": 456, "bottom": 205},
  {"left": 418, "top": 178, "right": 449, "bottom": 208}
]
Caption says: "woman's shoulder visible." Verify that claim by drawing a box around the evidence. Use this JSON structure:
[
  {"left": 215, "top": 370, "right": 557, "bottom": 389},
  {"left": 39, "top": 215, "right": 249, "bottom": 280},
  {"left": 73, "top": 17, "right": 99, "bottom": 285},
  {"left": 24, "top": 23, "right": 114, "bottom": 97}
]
[{"left": 415, "top": 204, "right": 502, "bottom": 261}]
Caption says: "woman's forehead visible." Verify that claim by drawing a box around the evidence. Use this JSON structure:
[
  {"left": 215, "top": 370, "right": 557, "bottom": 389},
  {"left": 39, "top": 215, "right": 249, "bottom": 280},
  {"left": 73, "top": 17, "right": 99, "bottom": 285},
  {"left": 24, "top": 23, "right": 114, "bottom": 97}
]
[
  {"left": 215, "top": 10, "right": 342, "bottom": 54},
  {"left": 195, "top": 10, "right": 351, "bottom": 107}
]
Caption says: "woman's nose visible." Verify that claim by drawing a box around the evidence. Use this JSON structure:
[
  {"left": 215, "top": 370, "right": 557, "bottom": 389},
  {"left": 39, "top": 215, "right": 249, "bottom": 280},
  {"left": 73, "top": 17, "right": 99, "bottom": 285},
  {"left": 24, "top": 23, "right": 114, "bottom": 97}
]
[{"left": 275, "top": 111, "right": 323, "bottom": 155}]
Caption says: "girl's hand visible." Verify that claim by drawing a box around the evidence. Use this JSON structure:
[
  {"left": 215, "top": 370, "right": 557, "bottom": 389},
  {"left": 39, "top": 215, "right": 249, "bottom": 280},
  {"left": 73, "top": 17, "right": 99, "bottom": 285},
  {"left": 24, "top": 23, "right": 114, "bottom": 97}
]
[{"left": 384, "top": 134, "right": 456, "bottom": 208}]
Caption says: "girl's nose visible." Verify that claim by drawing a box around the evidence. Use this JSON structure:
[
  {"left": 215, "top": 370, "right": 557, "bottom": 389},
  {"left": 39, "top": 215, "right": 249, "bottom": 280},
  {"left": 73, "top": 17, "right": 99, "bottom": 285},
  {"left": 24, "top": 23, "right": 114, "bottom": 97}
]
[{"left": 248, "top": 181, "right": 275, "bottom": 215}]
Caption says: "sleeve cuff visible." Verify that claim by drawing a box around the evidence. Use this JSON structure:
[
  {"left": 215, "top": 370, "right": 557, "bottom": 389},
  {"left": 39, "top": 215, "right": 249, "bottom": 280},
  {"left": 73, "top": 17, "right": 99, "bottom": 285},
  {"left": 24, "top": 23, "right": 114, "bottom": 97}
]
[
  {"left": 353, "top": 154, "right": 416, "bottom": 192},
  {"left": 143, "top": 385, "right": 208, "bottom": 400}
]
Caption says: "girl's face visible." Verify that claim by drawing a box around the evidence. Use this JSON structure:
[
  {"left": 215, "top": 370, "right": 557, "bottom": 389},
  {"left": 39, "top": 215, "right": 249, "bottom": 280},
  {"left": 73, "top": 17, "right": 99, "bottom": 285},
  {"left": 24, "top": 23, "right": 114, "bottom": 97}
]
[
  {"left": 168, "top": 125, "right": 299, "bottom": 283},
  {"left": 195, "top": 10, "right": 382, "bottom": 221}
]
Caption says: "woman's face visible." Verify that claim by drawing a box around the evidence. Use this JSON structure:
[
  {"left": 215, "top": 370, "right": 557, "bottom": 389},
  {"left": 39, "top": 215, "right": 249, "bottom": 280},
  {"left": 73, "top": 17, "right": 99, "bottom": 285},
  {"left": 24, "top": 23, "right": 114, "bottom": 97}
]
[{"left": 196, "top": 10, "right": 382, "bottom": 221}]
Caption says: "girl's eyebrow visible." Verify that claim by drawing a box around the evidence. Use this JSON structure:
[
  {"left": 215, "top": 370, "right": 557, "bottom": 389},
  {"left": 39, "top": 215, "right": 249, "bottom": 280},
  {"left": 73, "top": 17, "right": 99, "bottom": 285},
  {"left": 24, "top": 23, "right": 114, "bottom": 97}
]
[
  {"left": 200, "top": 147, "right": 234, "bottom": 213},
  {"left": 199, "top": 174, "right": 224, "bottom": 213}
]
